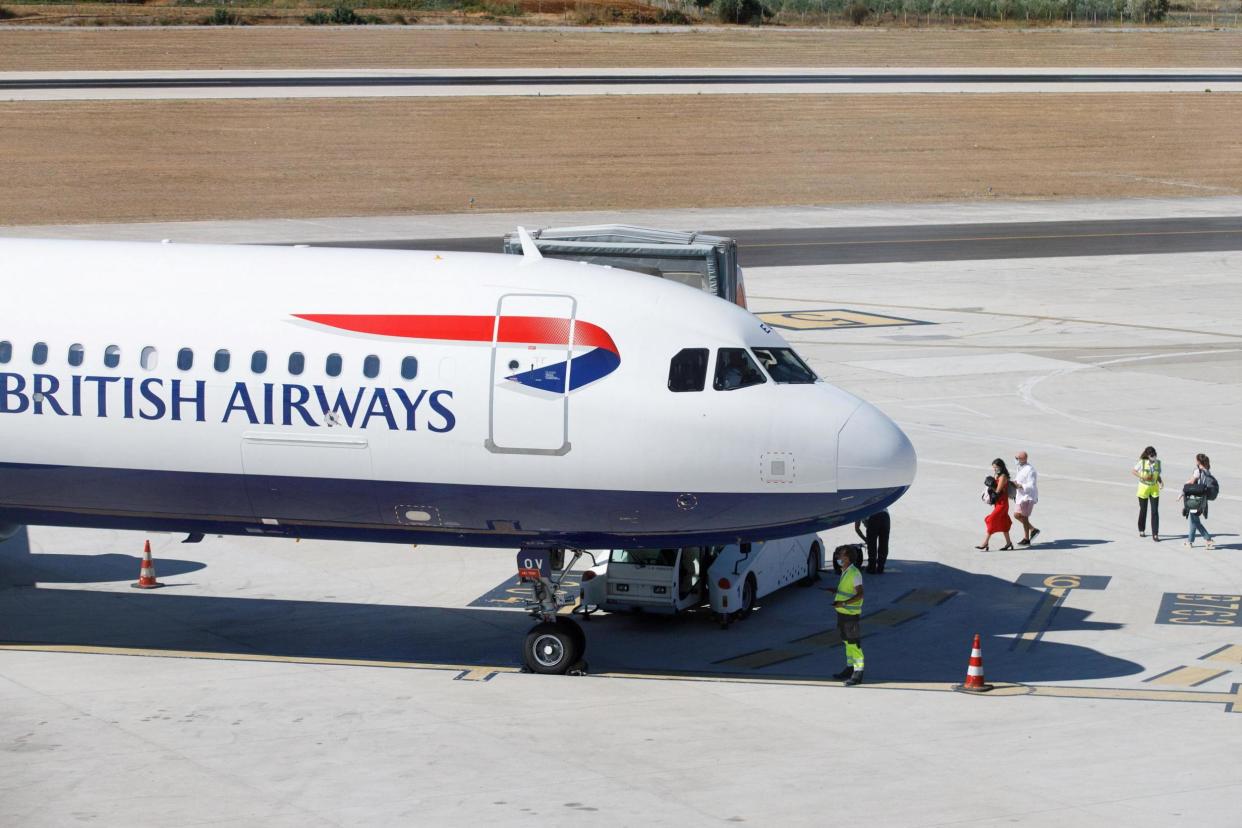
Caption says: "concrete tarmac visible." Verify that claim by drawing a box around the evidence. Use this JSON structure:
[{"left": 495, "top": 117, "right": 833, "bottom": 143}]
[{"left": 3, "top": 198, "right": 1242, "bottom": 826}]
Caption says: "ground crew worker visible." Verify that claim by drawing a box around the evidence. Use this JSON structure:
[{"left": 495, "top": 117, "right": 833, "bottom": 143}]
[
  {"left": 854, "top": 509, "right": 891, "bottom": 574},
  {"left": 831, "top": 544, "right": 865, "bottom": 686}
]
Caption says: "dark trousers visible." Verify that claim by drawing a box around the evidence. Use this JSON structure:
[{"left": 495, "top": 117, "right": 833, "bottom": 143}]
[
  {"left": 1138, "top": 496, "right": 1159, "bottom": 536},
  {"left": 864, "top": 511, "right": 891, "bottom": 572}
]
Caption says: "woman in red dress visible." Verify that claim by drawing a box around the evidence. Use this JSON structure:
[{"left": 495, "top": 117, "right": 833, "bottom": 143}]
[{"left": 978, "top": 458, "right": 1015, "bottom": 551}]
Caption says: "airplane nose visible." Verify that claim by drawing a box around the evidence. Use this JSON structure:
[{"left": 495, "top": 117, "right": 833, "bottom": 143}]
[{"left": 837, "top": 402, "right": 917, "bottom": 492}]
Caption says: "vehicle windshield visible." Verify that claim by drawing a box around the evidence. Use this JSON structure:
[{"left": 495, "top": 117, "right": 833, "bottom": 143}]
[
  {"left": 610, "top": 548, "right": 678, "bottom": 567},
  {"left": 750, "top": 347, "right": 818, "bottom": 384}
]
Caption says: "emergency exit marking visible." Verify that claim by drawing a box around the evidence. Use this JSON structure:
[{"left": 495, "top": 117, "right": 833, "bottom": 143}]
[
  {"left": 1015, "top": 573, "right": 1111, "bottom": 591},
  {"left": 756, "top": 309, "right": 931, "bottom": 331},
  {"left": 1156, "top": 593, "right": 1242, "bottom": 626}
]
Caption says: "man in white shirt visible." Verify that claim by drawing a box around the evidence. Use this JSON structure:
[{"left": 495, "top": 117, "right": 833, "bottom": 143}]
[{"left": 1013, "top": 451, "right": 1041, "bottom": 546}]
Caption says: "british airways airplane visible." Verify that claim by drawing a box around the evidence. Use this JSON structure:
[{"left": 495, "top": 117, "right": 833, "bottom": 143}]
[{"left": 0, "top": 234, "right": 915, "bottom": 672}]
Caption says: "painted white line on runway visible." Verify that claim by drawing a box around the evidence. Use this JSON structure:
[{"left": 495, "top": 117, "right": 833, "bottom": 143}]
[
  {"left": 2, "top": 67, "right": 1240, "bottom": 101},
  {"left": 1017, "top": 351, "right": 1242, "bottom": 450},
  {"left": 5, "top": 82, "right": 1240, "bottom": 102}
]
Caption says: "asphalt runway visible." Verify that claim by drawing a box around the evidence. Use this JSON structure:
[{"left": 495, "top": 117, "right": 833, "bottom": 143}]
[
  {"left": 7, "top": 71, "right": 1242, "bottom": 91},
  {"left": 308, "top": 215, "right": 1242, "bottom": 266},
  {"left": 6, "top": 67, "right": 1241, "bottom": 100}
]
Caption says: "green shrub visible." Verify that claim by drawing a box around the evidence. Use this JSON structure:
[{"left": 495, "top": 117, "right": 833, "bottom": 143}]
[
  {"left": 0, "top": 5, "right": 17, "bottom": 18},
  {"left": 305, "top": 4, "right": 370, "bottom": 22},
  {"left": 204, "top": 6, "right": 242, "bottom": 22},
  {"left": 712, "top": 0, "right": 770, "bottom": 23},
  {"left": 845, "top": 0, "right": 868, "bottom": 21},
  {"left": 1125, "top": 0, "right": 1167, "bottom": 19}
]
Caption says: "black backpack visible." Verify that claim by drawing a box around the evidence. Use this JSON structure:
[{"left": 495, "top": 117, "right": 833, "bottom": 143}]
[{"left": 1204, "top": 471, "right": 1220, "bottom": 501}]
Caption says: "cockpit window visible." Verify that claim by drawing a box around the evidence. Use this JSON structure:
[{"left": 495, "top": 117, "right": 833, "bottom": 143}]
[
  {"left": 668, "top": 348, "right": 708, "bottom": 393},
  {"left": 713, "top": 348, "right": 766, "bottom": 391},
  {"left": 751, "top": 347, "right": 818, "bottom": 384}
]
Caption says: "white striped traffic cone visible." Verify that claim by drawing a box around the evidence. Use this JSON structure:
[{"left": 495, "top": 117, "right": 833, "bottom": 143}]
[
  {"left": 960, "top": 633, "right": 992, "bottom": 692},
  {"left": 131, "top": 540, "right": 164, "bottom": 589}
]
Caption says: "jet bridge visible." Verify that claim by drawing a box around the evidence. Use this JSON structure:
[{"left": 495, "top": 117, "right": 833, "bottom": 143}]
[{"left": 502, "top": 225, "right": 746, "bottom": 308}]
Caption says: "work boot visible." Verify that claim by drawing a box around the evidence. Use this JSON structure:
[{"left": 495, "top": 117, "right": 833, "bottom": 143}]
[
  {"left": 832, "top": 667, "right": 854, "bottom": 680},
  {"left": 845, "top": 671, "right": 864, "bottom": 686}
]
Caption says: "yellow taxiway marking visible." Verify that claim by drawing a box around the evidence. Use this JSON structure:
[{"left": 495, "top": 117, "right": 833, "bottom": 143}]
[
  {"left": 1201, "top": 643, "right": 1242, "bottom": 665},
  {"left": 7, "top": 643, "right": 1242, "bottom": 713},
  {"left": 1144, "top": 666, "right": 1231, "bottom": 688},
  {"left": 1013, "top": 587, "right": 1068, "bottom": 652},
  {"left": 717, "top": 589, "right": 955, "bottom": 669}
]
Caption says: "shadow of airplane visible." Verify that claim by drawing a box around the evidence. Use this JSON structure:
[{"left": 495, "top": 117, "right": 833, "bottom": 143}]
[
  {"left": 1, "top": 530, "right": 207, "bottom": 586},
  {"left": 0, "top": 559, "right": 1143, "bottom": 685}
]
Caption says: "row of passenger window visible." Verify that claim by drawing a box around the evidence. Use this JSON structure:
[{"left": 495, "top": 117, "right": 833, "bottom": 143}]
[
  {"left": 0, "top": 340, "right": 418, "bottom": 381},
  {"left": 668, "top": 346, "right": 817, "bottom": 392}
]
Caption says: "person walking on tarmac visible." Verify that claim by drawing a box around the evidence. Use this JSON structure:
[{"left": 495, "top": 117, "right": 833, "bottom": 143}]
[
  {"left": 855, "top": 509, "right": 891, "bottom": 574},
  {"left": 1133, "top": 446, "right": 1163, "bottom": 541},
  {"left": 831, "top": 544, "right": 865, "bottom": 686}
]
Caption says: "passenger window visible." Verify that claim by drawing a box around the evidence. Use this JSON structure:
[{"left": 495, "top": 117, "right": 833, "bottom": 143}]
[
  {"left": 141, "top": 346, "right": 158, "bottom": 371},
  {"left": 104, "top": 345, "right": 121, "bottom": 369},
  {"left": 288, "top": 352, "right": 305, "bottom": 376},
  {"left": 713, "top": 348, "right": 766, "bottom": 391},
  {"left": 68, "top": 343, "right": 84, "bottom": 367},
  {"left": 400, "top": 356, "right": 418, "bottom": 380},
  {"left": 326, "top": 353, "right": 342, "bottom": 378},
  {"left": 668, "top": 348, "right": 708, "bottom": 392},
  {"left": 363, "top": 355, "right": 380, "bottom": 379},
  {"left": 0, "top": 340, "right": 10, "bottom": 364},
  {"left": 751, "top": 347, "right": 818, "bottom": 384},
  {"left": 32, "top": 342, "right": 48, "bottom": 365},
  {"left": 251, "top": 350, "right": 267, "bottom": 374},
  {"left": 177, "top": 348, "right": 194, "bottom": 371},
  {"left": 214, "top": 349, "right": 230, "bottom": 373}
]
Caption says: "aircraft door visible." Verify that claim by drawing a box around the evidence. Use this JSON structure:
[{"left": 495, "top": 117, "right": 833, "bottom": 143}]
[{"left": 486, "top": 293, "right": 575, "bottom": 455}]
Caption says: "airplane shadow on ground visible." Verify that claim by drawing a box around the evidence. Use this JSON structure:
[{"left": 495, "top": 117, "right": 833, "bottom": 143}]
[
  {"left": 0, "top": 555, "right": 1145, "bottom": 685},
  {"left": 0, "top": 528, "right": 206, "bottom": 586}
]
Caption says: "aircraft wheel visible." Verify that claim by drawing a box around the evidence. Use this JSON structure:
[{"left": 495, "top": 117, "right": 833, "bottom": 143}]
[
  {"left": 558, "top": 616, "right": 587, "bottom": 659},
  {"left": 738, "top": 576, "right": 757, "bottom": 620},
  {"left": 524, "top": 620, "right": 582, "bottom": 675},
  {"left": 800, "top": 544, "right": 822, "bottom": 586}
]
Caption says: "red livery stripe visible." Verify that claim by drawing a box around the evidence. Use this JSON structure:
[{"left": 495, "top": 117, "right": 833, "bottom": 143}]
[{"left": 294, "top": 314, "right": 618, "bottom": 356}]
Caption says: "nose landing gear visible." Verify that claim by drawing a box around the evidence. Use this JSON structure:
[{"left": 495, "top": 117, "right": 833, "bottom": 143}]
[{"left": 517, "top": 547, "right": 589, "bottom": 675}]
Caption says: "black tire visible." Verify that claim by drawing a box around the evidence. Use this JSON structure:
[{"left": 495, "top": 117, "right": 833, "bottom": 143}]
[
  {"left": 558, "top": 617, "right": 587, "bottom": 659},
  {"left": 800, "top": 544, "right": 821, "bottom": 586},
  {"left": 738, "top": 576, "right": 757, "bottom": 620},
  {"left": 524, "top": 620, "right": 582, "bottom": 675}
]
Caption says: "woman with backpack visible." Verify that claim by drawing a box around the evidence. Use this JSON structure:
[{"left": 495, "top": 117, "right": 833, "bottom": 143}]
[
  {"left": 1180, "top": 453, "right": 1217, "bottom": 549},
  {"left": 1132, "top": 446, "right": 1163, "bottom": 542},
  {"left": 976, "top": 458, "right": 1015, "bottom": 551}
]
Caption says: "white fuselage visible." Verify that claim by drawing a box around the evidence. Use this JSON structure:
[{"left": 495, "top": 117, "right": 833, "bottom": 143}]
[{"left": 0, "top": 239, "right": 915, "bottom": 548}]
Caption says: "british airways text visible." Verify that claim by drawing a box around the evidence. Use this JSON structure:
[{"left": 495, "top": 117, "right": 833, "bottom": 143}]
[{"left": 0, "top": 373, "right": 456, "bottom": 432}]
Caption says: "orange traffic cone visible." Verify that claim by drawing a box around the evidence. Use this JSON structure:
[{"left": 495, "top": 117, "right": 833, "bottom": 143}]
[
  {"left": 131, "top": 540, "right": 164, "bottom": 589},
  {"left": 959, "top": 633, "right": 993, "bottom": 692}
]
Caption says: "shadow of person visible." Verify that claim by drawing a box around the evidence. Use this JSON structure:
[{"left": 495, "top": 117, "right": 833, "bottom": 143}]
[{"left": 1028, "top": 538, "right": 1111, "bottom": 551}]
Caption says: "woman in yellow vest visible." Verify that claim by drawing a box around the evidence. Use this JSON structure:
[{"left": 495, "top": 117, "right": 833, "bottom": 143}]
[{"left": 1132, "top": 445, "right": 1162, "bottom": 542}]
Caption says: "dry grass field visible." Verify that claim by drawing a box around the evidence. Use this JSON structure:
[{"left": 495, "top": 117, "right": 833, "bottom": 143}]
[
  {"left": 2, "top": 94, "right": 1239, "bottom": 225},
  {"left": 2, "top": 28, "right": 1242, "bottom": 71}
]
